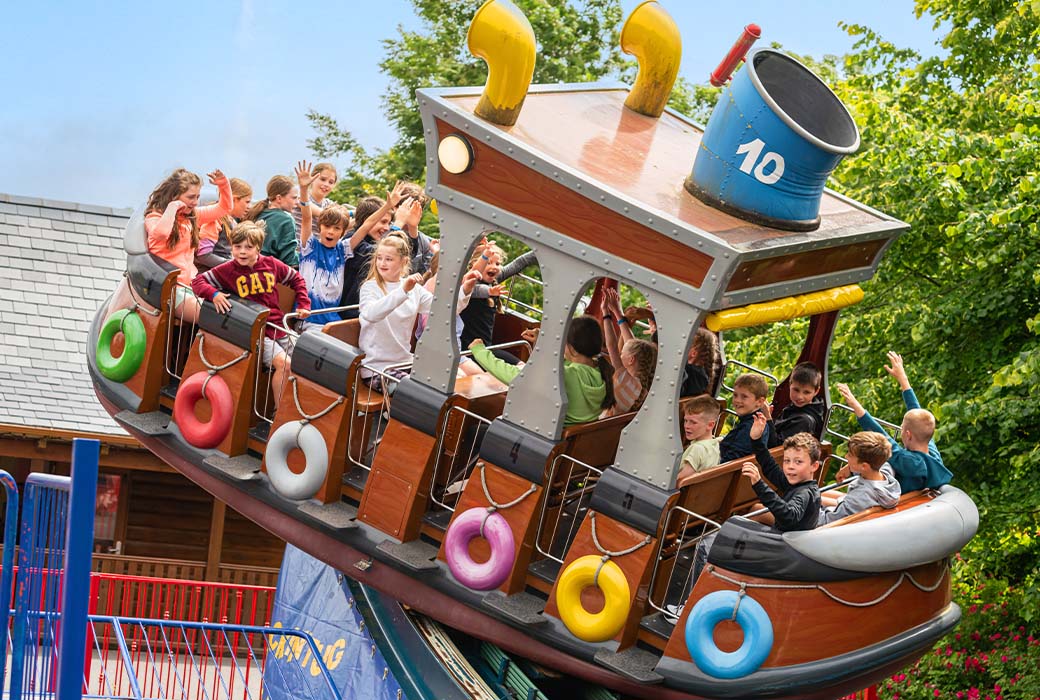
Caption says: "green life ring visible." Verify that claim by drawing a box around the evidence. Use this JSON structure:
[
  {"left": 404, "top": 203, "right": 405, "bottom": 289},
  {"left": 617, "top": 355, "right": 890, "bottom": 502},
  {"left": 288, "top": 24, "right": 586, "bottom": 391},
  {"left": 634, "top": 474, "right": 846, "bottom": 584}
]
[{"left": 96, "top": 309, "right": 147, "bottom": 382}]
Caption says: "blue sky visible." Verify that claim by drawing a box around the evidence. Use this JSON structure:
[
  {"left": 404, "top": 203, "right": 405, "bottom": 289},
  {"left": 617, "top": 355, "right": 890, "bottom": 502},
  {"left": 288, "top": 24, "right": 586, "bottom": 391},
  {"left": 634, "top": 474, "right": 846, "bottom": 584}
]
[{"left": 1, "top": 1, "right": 944, "bottom": 209}]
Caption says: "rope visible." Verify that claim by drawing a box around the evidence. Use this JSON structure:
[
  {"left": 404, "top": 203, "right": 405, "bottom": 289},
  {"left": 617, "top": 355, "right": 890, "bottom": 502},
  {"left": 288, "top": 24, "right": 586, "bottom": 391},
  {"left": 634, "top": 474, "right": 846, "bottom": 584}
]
[
  {"left": 588, "top": 511, "right": 652, "bottom": 587},
  {"left": 478, "top": 463, "right": 537, "bottom": 539},
  {"left": 707, "top": 561, "right": 950, "bottom": 609},
  {"left": 122, "top": 271, "right": 161, "bottom": 317},
  {"left": 288, "top": 376, "right": 345, "bottom": 423},
  {"left": 196, "top": 334, "right": 250, "bottom": 399}
]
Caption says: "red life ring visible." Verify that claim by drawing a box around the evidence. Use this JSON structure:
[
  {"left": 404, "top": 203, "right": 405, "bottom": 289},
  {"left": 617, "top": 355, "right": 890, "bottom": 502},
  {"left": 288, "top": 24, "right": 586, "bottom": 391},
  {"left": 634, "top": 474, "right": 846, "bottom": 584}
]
[{"left": 173, "top": 371, "right": 234, "bottom": 449}]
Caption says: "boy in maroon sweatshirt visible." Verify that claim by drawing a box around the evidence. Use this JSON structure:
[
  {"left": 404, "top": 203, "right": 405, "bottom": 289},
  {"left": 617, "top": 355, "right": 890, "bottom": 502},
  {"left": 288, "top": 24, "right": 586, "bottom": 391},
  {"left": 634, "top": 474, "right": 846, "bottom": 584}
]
[{"left": 192, "top": 220, "right": 310, "bottom": 407}]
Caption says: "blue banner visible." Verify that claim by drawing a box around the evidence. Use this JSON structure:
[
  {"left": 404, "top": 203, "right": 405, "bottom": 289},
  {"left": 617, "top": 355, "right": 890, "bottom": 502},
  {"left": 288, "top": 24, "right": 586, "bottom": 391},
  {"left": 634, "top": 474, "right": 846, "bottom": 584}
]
[{"left": 265, "top": 545, "right": 407, "bottom": 700}]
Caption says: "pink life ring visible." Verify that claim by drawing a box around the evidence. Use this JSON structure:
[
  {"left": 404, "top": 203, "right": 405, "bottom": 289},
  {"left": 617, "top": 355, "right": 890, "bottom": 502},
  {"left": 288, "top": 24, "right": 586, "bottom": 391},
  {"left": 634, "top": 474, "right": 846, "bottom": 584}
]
[
  {"left": 444, "top": 507, "right": 515, "bottom": 591},
  {"left": 173, "top": 371, "right": 234, "bottom": 449}
]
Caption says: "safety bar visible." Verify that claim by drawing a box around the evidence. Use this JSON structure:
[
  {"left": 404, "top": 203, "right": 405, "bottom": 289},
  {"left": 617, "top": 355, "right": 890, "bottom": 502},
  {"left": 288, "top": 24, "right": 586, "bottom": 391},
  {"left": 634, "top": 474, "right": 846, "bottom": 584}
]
[
  {"left": 534, "top": 455, "right": 602, "bottom": 565},
  {"left": 252, "top": 322, "right": 302, "bottom": 426},
  {"left": 647, "top": 505, "right": 722, "bottom": 616},
  {"left": 163, "top": 282, "right": 203, "bottom": 382},
  {"left": 428, "top": 406, "right": 493, "bottom": 514},
  {"left": 283, "top": 304, "right": 359, "bottom": 334},
  {"left": 719, "top": 358, "right": 778, "bottom": 396},
  {"left": 345, "top": 362, "right": 411, "bottom": 471},
  {"left": 459, "top": 338, "right": 533, "bottom": 360}
]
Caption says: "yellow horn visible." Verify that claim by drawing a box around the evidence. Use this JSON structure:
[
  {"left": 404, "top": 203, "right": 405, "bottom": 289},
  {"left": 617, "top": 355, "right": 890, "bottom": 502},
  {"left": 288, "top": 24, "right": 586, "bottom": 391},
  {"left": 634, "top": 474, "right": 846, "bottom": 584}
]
[
  {"left": 620, "top": 1, "right": 682, "bottom": 118},
  {"left": 467, "top": 0, "right": 536, "bottom": 127}
]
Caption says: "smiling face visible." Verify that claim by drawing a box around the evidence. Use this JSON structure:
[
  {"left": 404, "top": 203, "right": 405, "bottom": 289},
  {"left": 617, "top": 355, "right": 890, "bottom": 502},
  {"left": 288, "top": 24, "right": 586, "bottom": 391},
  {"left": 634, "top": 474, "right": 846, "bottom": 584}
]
[
  {"left": 788, "top": 381, "right": 819, "bottom": 408},
  {"left": 178, "top": 185, "right": 201, "bottom": 215},
  {"left": 731, "top": 385, "right": 765, "bottom": 416},
  {"left": 311, "top": 169, "right": 337, "bottom": 200},
  {"left": 319, "top": 223, "right": 345, "bottom": 248},
  {"left": 374, "top": 246, "right": 406, "bottom": 282},
  {"left": 781, "top": 446, "right": 818, "bottom": 484},
  {"left": 232, "top": 239, "right": 260, "bottom": 268},
  {"left": 683, "top": 411, "right": 715, "bottom": 442},
  {"left": 369, "top": 212, "right": 392, "bottom": 240}
]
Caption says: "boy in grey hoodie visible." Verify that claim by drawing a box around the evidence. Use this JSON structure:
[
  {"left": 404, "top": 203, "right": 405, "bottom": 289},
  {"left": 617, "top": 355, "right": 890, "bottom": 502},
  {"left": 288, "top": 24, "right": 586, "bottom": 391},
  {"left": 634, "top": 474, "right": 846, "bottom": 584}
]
[{"left": 818, "top": 431, "right": 901, "bottom": 525}]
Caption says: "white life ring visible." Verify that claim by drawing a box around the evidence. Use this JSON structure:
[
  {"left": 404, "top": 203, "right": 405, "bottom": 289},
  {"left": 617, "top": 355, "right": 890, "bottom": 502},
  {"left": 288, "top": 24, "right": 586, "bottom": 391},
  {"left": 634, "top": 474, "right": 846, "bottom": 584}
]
[{"left": 266, "top": 420, "right": 328, "bottom": 500}]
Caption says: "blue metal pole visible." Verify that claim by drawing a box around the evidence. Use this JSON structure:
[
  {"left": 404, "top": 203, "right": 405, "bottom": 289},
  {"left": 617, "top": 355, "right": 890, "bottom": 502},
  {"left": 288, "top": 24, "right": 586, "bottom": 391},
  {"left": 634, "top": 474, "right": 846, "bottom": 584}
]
[
  {"left": 0, "top": 470, "right": 20, "bottom": 694},
  {"left": 55, "top": 438, "right": 99, "bottom": 700}
]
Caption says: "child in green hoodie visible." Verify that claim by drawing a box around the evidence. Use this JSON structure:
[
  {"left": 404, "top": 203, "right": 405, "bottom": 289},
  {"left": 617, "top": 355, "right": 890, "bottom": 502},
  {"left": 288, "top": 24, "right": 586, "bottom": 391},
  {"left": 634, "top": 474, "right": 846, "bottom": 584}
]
[{"left": 468, "top": 315, "right": 615, "bottom": 425}]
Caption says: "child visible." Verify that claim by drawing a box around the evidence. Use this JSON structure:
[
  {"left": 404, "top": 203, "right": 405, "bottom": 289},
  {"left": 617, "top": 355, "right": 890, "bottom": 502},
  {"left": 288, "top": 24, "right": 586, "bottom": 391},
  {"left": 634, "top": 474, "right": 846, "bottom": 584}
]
[
  {"left": 296, "top": 170, "right": 401, "bottom": 330},
  {"left": 835, "top": 351, "right": 952, "bottom": 492},
  {"left": 599, "top": 292, "right": 656, "bottom": 415},
  {"left": 198, "top": 177, "right": 252, "bottom": 260},
  {"left": 359, "top": 235, "right": 478, "bottom": 392},
  {"left": 677, "top": 395, "right": 722, "bottom": 483},
  {"left": 459, "top": 243, "right": 539, "bottom": 358},
  {"left": 246, "top": 176, "right": 300, "bottom": 267},
  {"left": 818, "top": 431, "right": 900, "bottom": 525},
  {"left": 392, "top": 182, "right": 438, "bottom": 275},
  {"left": 191, "top": 221, "right": 310, "bottom": 408},
  {"left": 468, "top": 315, "right": 615, "bottom": 426},
  {"left": 339, "top": 185, "right": 407, "bottom": 319},
  {"left": 691, "top": 413, "right": 821, "bottom": 588},
  {"left": 681, "top": 328, "right": 720, "bottom": 398},
  {"left": 719, "top": 373, "right": 772, "bottom": 461},
  {"left": 294, "top": 161, "right": 338, "bottom": 240},
  {"left": 769, "top": 361, "right": 826, "bottom": 445}
]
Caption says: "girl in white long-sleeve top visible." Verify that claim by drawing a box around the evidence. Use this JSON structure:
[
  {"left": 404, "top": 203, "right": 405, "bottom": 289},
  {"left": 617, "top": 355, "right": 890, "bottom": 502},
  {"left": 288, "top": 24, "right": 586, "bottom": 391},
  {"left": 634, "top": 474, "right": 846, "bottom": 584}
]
[{"left": 359, "top": 235, "right": 478, "bottom": 392}]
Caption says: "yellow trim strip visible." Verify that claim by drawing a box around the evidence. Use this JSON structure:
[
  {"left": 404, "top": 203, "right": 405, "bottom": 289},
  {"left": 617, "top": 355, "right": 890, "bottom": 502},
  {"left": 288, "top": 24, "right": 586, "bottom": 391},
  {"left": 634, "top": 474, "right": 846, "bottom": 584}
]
[{"left": 705, "top": 284, "right": 864, "bottom": 332}]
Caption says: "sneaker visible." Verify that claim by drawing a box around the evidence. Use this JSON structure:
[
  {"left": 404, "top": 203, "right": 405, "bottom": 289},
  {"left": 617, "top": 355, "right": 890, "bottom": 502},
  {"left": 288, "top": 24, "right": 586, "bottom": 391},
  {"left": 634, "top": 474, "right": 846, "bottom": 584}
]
[{"left": 663, "top": 603, "right": 684, "bottom": 624}]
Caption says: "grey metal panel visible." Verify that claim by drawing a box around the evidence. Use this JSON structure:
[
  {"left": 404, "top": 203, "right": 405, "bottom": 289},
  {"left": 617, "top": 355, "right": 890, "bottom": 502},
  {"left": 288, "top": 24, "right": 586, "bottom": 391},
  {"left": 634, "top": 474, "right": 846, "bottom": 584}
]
[
  {"left": 410, "top": 205, "right": 486, "bottom": 393},
  {"left": 389, "top": 378, "right": 449, "bottom": 437},
  {"left": 291, "top": 329, "right": 359, "bottom": 397},
  {"left": 783, "top": 486, "right": 979, "bottom": 573},
  {"left": 614, "top": 294, "right": 702, "bottom": 489},
  {"left": 122, "top": 205, "right": 149, "bottom": 255},
  {"left": 587, "top": 468, "right": 675, "bottom": 537},
  {"left": 478, "top": 419, "right": 557, "bottom": 486},
  {"left": 197, "top": 297, "right": 267, "bottom": 351},
  {"left": 127, "top": 253, "right": 176, "bottom": 310}
]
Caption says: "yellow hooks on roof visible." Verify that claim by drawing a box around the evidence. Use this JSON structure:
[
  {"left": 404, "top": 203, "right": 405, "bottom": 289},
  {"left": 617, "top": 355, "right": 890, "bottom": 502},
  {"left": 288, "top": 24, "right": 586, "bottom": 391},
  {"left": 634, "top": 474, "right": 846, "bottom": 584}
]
[
  {"left": 468, "top": 0, "right": 537, "bottom": 127},
  {"left": 621, "top": 1, "right": 682, "bottom": 118}
]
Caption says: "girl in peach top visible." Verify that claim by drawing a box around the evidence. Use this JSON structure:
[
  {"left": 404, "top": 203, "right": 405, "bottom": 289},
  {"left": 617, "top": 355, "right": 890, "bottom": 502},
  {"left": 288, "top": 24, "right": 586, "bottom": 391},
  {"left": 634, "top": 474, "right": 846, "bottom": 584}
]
[{"left": 145, "top": 168, "right": 232, "bottom": 323}]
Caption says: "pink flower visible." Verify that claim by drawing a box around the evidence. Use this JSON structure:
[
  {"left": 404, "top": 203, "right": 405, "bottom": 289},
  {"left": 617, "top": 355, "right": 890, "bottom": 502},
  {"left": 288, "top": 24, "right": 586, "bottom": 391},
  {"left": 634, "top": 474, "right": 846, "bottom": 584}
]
[
  {"left": 1001, "top": 655, "right": 1008, "bottom": 662},
  {"left": 934, "top": 690, "right": 941, "bottom": 697}
]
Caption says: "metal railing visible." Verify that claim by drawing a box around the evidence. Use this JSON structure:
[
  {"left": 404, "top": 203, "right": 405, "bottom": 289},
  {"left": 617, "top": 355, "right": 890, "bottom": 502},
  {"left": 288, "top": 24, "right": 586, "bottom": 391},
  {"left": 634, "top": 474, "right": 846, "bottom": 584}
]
[
  {"left": 503, "top": 272, "right": 544, "bottom": 319},
  {"left": 718, "top": 358, "right": 778, "bottom": 397},
  {"left": 282, "top": 305, "right": 359, "bottom": 336},
  {"left": 252, "top": 321, "right": 301, "bottom": 426},
  {"left": 345, "top": 362, "right": 409, "bottom": 471},
  {"left": 646, "top": 505, "right": 722, "bottom": 617},
  {"left": 428, "top": 406, "right": 493, "bottom": 514},
  {"left": 534, "top": 456, "right": 602, "bottom": 565},
  {"left": 164, "top": 283, "right": 204, "bottom": 382}
]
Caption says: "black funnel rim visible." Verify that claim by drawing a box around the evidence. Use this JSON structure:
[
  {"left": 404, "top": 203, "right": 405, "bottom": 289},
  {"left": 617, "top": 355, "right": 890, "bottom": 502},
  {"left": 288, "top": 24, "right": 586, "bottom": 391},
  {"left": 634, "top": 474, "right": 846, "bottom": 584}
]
[{"left": 746, "top": 48, "right": 861, "bottom": 155}]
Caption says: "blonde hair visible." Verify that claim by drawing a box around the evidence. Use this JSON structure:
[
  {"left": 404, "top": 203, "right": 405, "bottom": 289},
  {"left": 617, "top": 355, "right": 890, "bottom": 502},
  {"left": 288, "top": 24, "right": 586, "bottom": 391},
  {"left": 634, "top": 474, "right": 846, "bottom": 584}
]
[
  {"left": 229, "top": 220, "right": 266, "bottom": 249},
  {"left": 229, "top": 177, "right": 252, "bottom": 200},
  {"left": 145, "top": 168, "right": 202, "bottom": 251},
  {"left": 903, "top": 408, "right": 936, "bottom": 442},
  {"left": 245, "top": 175, "right": 294, "bottom": 221},
  {"left": 622, "top": 338, "right": 657, "bottom": 408},
  {"left": 364, "top": 235, "right": 412, "bottom": 293},
  {"left": 683, "top": 394, "right": 721, "bottom": 422},
  {"left": 312, "top": 162, "right": 337, "bottom": 182}
]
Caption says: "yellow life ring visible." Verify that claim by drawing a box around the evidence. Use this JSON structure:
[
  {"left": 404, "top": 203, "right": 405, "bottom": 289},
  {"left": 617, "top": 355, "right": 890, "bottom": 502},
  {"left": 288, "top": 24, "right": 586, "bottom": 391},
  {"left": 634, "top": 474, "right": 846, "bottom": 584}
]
[{"left": 556, "top": 555, "right": 630, "bottom": 642}]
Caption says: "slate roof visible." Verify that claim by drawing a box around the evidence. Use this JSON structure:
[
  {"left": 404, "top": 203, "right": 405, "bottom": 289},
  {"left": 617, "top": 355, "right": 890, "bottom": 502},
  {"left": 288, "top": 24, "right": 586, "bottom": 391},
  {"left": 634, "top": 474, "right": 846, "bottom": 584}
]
[{"left": 0, "top": 192, "right": 132, "bottom": 436}]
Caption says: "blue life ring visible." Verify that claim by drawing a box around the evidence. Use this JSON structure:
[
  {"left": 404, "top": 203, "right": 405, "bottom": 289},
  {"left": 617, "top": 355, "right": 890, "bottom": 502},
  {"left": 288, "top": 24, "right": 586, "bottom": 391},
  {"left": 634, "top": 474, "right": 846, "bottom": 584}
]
[{"left": 685, "top": 590, "right": 773, "bottom": 679}]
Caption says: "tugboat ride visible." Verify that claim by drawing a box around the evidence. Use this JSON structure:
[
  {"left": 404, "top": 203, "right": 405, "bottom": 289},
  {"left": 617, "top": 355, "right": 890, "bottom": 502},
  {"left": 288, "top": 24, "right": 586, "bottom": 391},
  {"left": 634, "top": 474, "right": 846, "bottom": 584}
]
[{"left": 88, "top": 2, "right": 978, "bottom": 698}]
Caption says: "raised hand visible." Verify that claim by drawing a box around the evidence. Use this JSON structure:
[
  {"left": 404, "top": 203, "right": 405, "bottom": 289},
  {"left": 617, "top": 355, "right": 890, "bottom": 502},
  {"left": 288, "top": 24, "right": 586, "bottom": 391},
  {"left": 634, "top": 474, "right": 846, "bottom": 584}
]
[
  {"left": 295, "top": 160, "right": 314, "bottom": 189},
  {"left": 401, "top": 272, "right": 424, "bottom": 293},
  {"left": 207, "top": 169, "right": 227, "bottom": 186},
  {"left": 402, "top": 198, "right": 422, "bottom": 229},
  {"left": 749, "top": 411, "right": 767, "bottom": 441},
  {"left": 487, "top": 284, "right": 506, "bottom": 297},
  {"left": 388, "top": 181, "right": 408, "bottom": 208},
  {"left": 884, "top": 351, "right": 910, "bottom": 390},
  {"left": 741, "top": 461, "right": 762, "bottom": 485},
  {"left": 521, "top": 327, "right": 539, "bottom": 345},
  {"left": 460, "top": 269, "right": 482, "bottom": 294},
  {"left": 835, "top": 382, "right": 855, "bottom": 403}
]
